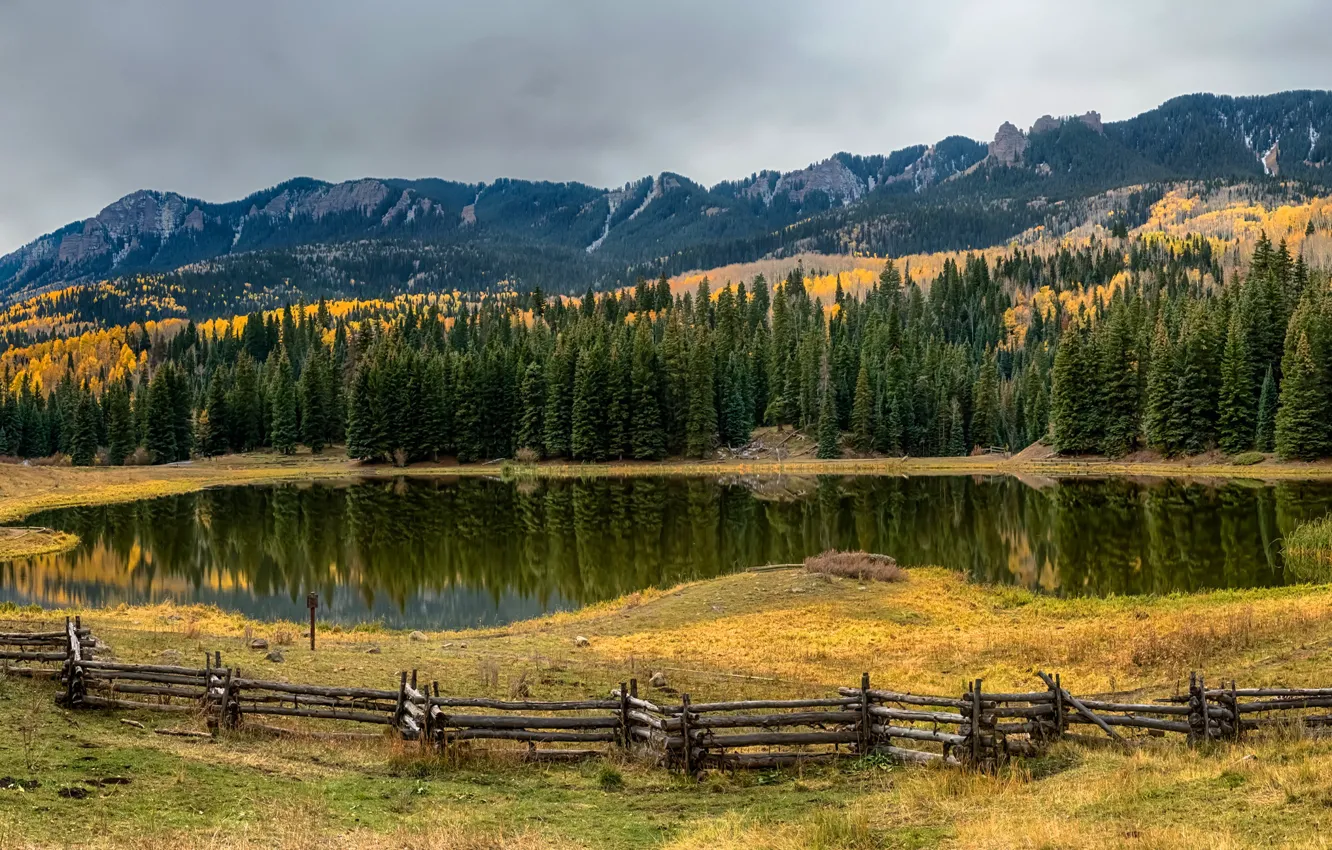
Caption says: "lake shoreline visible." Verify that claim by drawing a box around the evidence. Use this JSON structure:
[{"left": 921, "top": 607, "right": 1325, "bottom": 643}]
[{"left": 5, "top": 448, "right": 1332, "bottom": 561}]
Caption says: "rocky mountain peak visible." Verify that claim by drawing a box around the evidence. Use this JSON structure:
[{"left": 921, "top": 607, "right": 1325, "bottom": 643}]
[{"left": 988, "top": 122, "right": 1029, "bottom": 166}]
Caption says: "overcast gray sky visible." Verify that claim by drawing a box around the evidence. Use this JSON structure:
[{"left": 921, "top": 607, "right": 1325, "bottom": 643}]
[{"left": 1, "top": 0, "right": 1329, "bottom": 253}]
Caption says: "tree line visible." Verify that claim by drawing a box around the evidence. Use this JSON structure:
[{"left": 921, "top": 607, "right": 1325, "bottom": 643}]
[{"left": 0, "top": 233, "right": 1325, "bottom": 467}]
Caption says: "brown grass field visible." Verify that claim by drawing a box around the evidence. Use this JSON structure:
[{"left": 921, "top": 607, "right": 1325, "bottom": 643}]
[{"left": 4, "top": 450, "right": 1332, "bottom": 847}]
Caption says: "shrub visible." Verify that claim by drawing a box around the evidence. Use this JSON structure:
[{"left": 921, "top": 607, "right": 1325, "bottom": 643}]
[
  {"left": 803, "top": 550, "right": 906, "bottom": 582},
  {"left": 596, "top": 765, "right": 624, "bottom": 791},
  {"left": 514, "top": 446, "right": 540, "bottom": 464},
  {"left": 1232, "top": 451, "right": 1265, "bottom": 466}
]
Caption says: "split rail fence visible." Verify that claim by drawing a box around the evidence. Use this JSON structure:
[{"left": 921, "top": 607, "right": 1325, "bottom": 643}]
[{"left": 5, "top": 621, "right": 1332, "bottom": 773}]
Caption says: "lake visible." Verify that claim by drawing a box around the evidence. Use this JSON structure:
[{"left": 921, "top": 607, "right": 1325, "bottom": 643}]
[{"left": 3, "top": 474, "right": 1331, "bottom": 629}]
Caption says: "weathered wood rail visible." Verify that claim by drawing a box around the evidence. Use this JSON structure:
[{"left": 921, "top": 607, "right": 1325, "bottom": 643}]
[{"left": 7, "top": 621, "right": 1332, "bottom": 774}]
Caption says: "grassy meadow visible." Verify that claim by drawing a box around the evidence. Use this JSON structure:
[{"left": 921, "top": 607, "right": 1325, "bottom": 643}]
[
  {"left": 6, "top": 451, "right": 1332, "bottom": 847},
  {"left": 4, "top": 564, "right": 1332, "bottom": 848}
]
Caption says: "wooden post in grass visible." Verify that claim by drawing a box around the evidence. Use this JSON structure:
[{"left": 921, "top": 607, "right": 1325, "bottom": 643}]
[
  {"left": 970, "top": 678, "right": 982, "bottom": 764},
  {"left": 680, "top": 693, "right": 693, "bottom": 777},
  {"left": 619, "top": 681, "right": 630, "bottom": 750},
  {"left": 306, "top": 593, "right": 318, "bottom": 651},
  {"left": 858, "top": 672, "right": 871, "bottom": 754}
]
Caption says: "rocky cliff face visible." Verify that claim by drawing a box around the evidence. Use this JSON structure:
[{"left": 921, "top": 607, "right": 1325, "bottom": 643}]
[{"left": 988, "top": 122, "right": 1029, "bottom": 166}]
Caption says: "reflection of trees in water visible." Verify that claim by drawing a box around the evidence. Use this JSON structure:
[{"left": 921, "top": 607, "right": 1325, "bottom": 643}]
[{"left": 14, "top": 477, "right": 1332, "bottom": 621}]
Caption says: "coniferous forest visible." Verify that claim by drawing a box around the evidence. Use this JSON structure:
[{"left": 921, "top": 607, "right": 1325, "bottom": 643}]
[{"left": 0, "top": 233, "right": 1327, "bottom": 466}]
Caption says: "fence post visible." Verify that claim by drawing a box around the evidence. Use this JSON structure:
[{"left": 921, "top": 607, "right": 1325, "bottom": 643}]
[
  {"left": 680, "top": 693, "right": 693, "bottom": 777},
  {"left": 970, "top": 678, "right": 983, "bottom": 765},
  {"left": 858, "top": 672, "right": 871, "bottom": 755},
  {"left": 395, "top": 671, "right": 408, "bottom": 738},
  {"left": 1054, "top": 673, "right": 1065, "bottom": 739},
  {"left": 619, "top": 681, "right": 630, "bottom": 751}
]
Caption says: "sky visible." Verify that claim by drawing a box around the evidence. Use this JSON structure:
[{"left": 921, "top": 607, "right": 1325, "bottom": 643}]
[{"left": 2, "top": 0, "right": 1331, "bottom": 254}]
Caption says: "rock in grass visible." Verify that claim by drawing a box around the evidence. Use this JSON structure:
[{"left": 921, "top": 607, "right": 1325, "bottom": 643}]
[
  {"left": 265, "top": 650, "right": 284, "bottom": 663},
  {"left": 573, "top": 635, "right": 590, "bottom": 648},
  {"left": 365, "top": 646, "right": 382, "bottom": 654},
  {"left": 248, "top": 638, "right": 269, "bottom": 650},
  {"left": 409, "top": 630, "right": 427, "bottom": 641},
  {"left": 649, "top": 671, "right": 668, "bottom": 689}
]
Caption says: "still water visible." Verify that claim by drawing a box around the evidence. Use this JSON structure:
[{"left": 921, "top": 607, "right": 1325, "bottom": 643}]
[{"left": 3, "top": 475, "right": 1331, "bottom": 629}]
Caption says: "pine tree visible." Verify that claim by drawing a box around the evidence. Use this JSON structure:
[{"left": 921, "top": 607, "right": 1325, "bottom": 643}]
[
  {"left": 105, "top": 384, "right": 136, "bottom": 465},
  {"left": 145, "top": 364, "right": 178, "bottom": 464},
  {"left": 70, "top": 390, "right": 98, "bottom": 466},
  {"left": 202, "top": 370, "right": 231, "bottom": 456},
  {"left": 1276, "top": 331, "right": 1330, "bottom": 460},
  {"left": 1097, "top": 308, "right": 1139, "bottom": 457},
  {"left": 517, "top": 361, "right": 546, "bottom": 456},
  {"left": 543, "top": 341, "right": 573, "bottom": 458},
  {"left": 816, "top": 381, "right": 841, "bottom": 459},
  {"left": 570, "top": 344, "right": 605, "bottom": 461},
  {"left": 970, "top": 353, "right": 1000, "bottom": 452},
  {"left": 850, "top": 354, "right": 873, "bottom": 451},
  {"left": 270, "top": 348, "right": 299, "bottom": 455},
  {"left": 1217, "top": 308, "right": 1256, "bottom": 454},
  {"left": 1255, "top": 365, "right": 1277, "bottom": 452},
  {"left": 345, "top": 363, "right": 379, "bottom": 460},
  {"left": 299, "top": 347, "right": 330, "bottom": 454},
  {"left": 629, "top": 318, "right": 665, "bottom": 460},
  {"left": 685, "top": 329, "right": 718, "bottom": 458},
  {"left": 1051, "top": 323, "right": 1099, "bottom": 454},
  {"left": 1144, "top": 315, "right": 1181, "bottom": 454}
]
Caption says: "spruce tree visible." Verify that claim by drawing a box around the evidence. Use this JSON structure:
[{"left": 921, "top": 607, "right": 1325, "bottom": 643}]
[
  {"left": 517, "top": 361, "right": 546, "bottom": 456},
  {"left": 629, "top": 318, "right": 665, "bottom": 460},
  {"left": 70, "top": 390, "right": 98, "bottom": 466},
  {"left": 105, "top": 384, "right": 136, "bottom": 465},
  {"left": 570, "top": 344, "right": 605, "bottom": 461},
  {"left": 145, "top": 364, "right": 178, "bottom": 464},
  {"left": 816, "top": 381, "right": 841, "bottom": 459},
  {"left": 1255, "top": 365, "right": 1277, "bottom": 452},
  {"left": 684, "top": 329, "right": 717, "bottom": 458},
  {"left": 1097, "top": 309, "right": 1139, "bottom": 457},
  {"left": 850, "top": 355, "right": 873, "bottom": 451},
  {"left": 270, "top": 349, "right": 299, "bottom": 455},
  {"left": 1217, "top": 309, "right": 1255, "bottom": 454},
  {"left": 299, "top": 347, "right": 330, "bottom": 454},
  {"left": 1276, "top": 331, "right": 1330, "bottom": 460},
  {"left": 970, "top": 353, "right": 1000, "bottom": 452}
]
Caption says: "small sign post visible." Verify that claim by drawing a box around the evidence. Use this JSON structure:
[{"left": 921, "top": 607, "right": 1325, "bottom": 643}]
[{"left": 306, "top": 592, "right": 319, "bottom": 651}]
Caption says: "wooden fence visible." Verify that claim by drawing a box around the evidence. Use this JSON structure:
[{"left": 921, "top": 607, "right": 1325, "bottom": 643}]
[{"left": 5, "top": 621, "right": 1332, "bottom": 773}]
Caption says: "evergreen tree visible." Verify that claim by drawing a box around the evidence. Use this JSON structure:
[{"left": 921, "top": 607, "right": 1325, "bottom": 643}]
[
  {"left": 1255, "top": 365, "right": 1277, "bottom": 452},
  {"left": 70, "top": 390, "right": 98, "bottom": 466},
  {"left": 850, "top": 354, "right": 874, "bottom": 451},
  {"left": 517, "top": 361, "right": 546, "bottom": 456},
  {"left": 145, "top": 364, "right": 178, "bottom": 464},
  {"left": 816, "top": 380, "right": 841, "bottom": 459},
  {"left": 1276, "top": 330, "right": 1330, "bottom": 460},
  {"left": 105, "top": 384, "right": 136, "bottom": 465},
  {"left": 629, "top": 318, "right": 665, "bottom": 460},
  {"left": 270, "top": 348, "right": 299, "bottom": 455},
  {"left": 299, "top": 347, "right": 330, "bottom": 454},
  {"left": 685, "top": 329, "right": 718, "bottom": 458},
  {"left": 570, "top": 344, "right": 605, "bottom": 461},
  {"left": 970, "top": 353, "right": 1001, "bottom": 451},
  {"left": 1217, "top": 308, "right": 1256, "bottom": 454}
]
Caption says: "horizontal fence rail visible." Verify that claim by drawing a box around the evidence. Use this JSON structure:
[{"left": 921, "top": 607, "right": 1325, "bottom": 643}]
[{"left": 6, "top": 621, "right": 1332, "bottom": 774}]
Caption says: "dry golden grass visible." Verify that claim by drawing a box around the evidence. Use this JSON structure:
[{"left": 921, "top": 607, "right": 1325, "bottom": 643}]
[
  {"left": 0, "top": 526, "right": 79, "bottom": 560},
  {"left": 803, "top": 550, "right": 906, "bottom": 583}
]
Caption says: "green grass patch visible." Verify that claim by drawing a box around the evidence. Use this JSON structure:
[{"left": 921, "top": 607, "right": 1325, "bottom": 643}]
[
  {"left": 1283, "top": 514, "right": 1332, "bottom": 583},
  {"left": 1231, "top": 451, "right": 1266, "bottom": 466}
]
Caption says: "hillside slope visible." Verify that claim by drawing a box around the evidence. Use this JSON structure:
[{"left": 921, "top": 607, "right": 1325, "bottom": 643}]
[{"left": 3, "top": 90, "right": 1331, "bottom": 304}]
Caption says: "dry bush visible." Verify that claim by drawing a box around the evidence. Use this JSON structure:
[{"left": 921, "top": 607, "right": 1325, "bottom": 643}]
[
  {"left": 514, "top": 446, "right": 540, "bottom": 464},
  {"left": 28, "top": 453, "right": 70, "bottom": 467},
  {"left": 803, "top": 550, "right": 906, "bottom": 583},
  {"left": 125, "top": 447, "right": 153, "bottom": 466},
  {"left": 273, "top": 628, "right": 294, "bottom": 647}
]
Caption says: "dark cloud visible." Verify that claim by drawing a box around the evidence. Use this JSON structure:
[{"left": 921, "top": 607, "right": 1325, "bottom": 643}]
[{"left": 1, "top": 0, "right": 1330, "bottom": 252}]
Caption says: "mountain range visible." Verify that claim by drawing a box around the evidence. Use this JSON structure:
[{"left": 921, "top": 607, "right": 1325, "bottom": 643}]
[{"left": 4, "top": 90, "right": 1332, "bottom": 305}]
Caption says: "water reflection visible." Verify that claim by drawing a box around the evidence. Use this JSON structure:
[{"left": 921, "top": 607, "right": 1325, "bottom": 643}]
[{"left": 2, "top": 475, "right": 1330, "bottom": 628}]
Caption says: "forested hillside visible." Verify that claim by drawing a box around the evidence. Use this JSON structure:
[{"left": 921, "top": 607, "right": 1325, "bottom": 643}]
[
  {"left": 2, "top": 220, "right": 1330, "bottom": 467},
  {"left": 4, "top": 90, "right": 1331, "bottom": 319}
]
